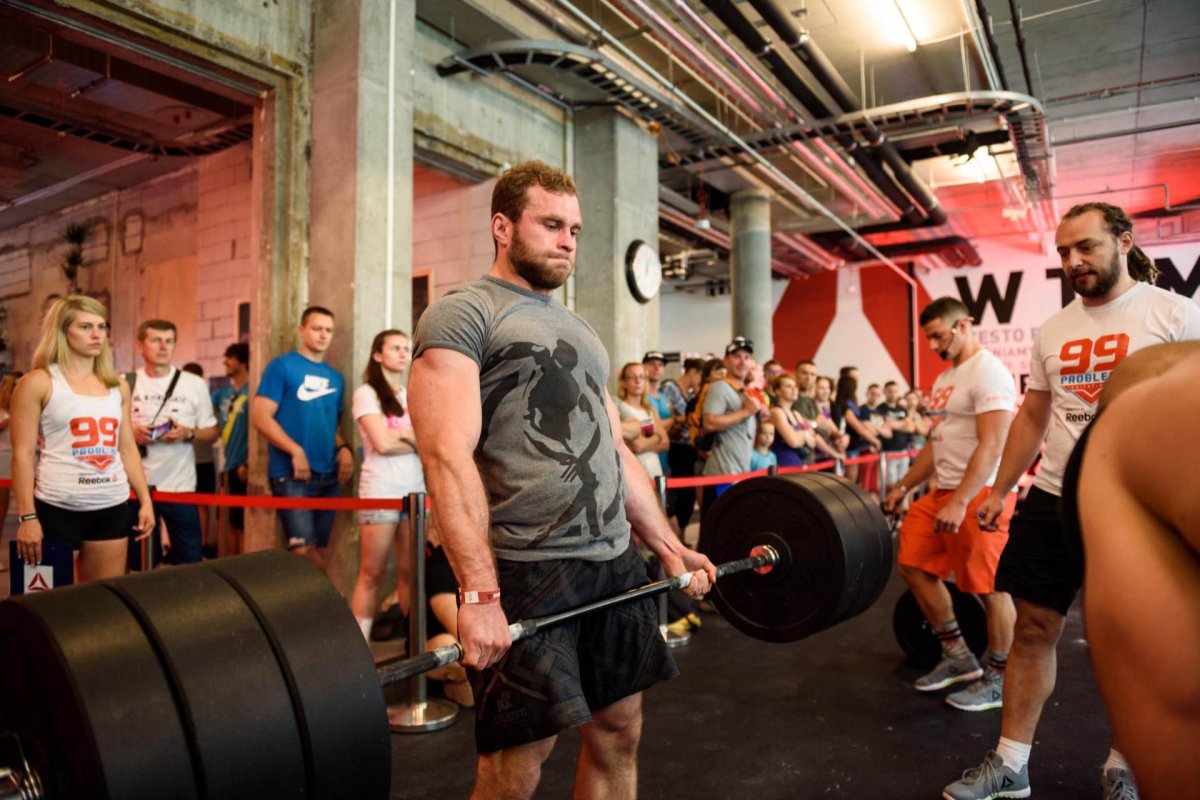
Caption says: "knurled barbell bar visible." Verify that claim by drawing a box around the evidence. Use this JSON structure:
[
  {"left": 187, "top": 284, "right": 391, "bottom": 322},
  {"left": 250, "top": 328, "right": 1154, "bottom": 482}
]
[{"left": 0, "top": 473, "right": 892, "bottom": 800}]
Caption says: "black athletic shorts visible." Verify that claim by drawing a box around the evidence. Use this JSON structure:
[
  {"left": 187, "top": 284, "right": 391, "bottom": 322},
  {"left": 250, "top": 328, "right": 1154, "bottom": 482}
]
[
  {"left": 994, "top": 486, "right": 1082, "bottom": 615},
  {"left": 471, "top": 541, "right": 678, "bottom": 754},
  {"left": 34, "top": 499, "right": 132, "bottom": 548}
]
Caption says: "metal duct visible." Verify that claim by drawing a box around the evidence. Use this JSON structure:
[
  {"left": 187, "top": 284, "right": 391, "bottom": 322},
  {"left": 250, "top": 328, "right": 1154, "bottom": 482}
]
[
  {"left": 697, "top": 0, "right": 926, "bottom": 226},
  {"left": 744, "top": 0, "right": 947, "bottom": 227}
]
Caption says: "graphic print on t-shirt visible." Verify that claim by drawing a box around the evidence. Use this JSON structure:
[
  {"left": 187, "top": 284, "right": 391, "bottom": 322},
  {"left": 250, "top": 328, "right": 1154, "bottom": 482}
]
[
  {"left": 296, "top": 374, "right": 338, "bottom": 402},
  {"left": 480, "top": 338, "right": 621, "bottom": 544},
  {"left": 1057, "top": 332, "right": 1129, "bottom": 406},
  {"left": 70, "top": 416, "right": 119, "bottom": 473},
  {"left": 926, "top": 385, "right": 953, "bottom": 428}
]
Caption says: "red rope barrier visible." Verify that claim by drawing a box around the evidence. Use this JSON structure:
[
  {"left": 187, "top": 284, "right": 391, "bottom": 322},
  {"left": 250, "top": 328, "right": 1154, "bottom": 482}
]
[{"left": 0, "top": 449, "right": 922, "bottom": 509}]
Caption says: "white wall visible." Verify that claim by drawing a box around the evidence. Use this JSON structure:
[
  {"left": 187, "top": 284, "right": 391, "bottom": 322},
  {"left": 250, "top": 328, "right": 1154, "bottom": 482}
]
[{"left": 658, "top": 279, "right": 789, "bottom": 358}]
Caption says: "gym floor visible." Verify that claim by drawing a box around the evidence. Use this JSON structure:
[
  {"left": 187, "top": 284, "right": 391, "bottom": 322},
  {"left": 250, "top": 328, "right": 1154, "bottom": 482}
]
[{"left": 384, "top": 574, "right": 1110, "bottom": 800}]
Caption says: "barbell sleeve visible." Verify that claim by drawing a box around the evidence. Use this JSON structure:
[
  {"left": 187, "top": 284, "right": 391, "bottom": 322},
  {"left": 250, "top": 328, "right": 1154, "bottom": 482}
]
[{"left": 375, "top": 545, "right": 779, "bottom": 687}]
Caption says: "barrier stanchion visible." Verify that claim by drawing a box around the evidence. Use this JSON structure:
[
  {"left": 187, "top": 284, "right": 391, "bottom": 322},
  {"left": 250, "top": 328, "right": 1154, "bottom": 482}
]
[
  {"left": 653, "top": 475, "right": 689, "bottom": 649},
  {"left": 878, "top": 451, "right": 888, "bottom": 497},
  {"left": 387, "top": 492, "right": 459, "bottom": 733},
  {"left": 768, "top": 464, "right": 779, "bottom": 477}
]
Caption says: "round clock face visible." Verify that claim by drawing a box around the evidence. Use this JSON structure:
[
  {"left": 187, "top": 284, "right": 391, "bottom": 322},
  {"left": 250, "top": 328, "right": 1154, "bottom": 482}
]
[{"left": 625, "top": 240, "right": 662, "bottom": 304}]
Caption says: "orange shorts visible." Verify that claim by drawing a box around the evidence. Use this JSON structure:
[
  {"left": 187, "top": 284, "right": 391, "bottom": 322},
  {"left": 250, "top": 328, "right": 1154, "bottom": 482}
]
[{"left": 897, "top": 487, "right": 1016, "bottom": 594}]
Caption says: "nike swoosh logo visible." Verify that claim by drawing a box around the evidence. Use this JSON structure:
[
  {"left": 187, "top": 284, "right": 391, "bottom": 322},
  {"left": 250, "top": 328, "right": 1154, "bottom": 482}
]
[{"left": 297, "top": 385, "right": 337, "bottom": 401}]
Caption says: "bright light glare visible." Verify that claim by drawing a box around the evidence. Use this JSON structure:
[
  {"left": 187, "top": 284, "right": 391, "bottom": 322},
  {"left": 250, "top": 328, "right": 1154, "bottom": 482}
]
[{"left": 891, "top": 0, "right": 919, "bottom": 52}]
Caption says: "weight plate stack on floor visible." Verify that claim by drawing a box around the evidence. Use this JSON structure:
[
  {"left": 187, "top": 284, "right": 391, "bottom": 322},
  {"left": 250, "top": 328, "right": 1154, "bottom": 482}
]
[
  {"left": 0, "top": 583, "right": 196, "bottom": 800},
  {"left": 213, "top": 552, "right": 390, "bottom": 800},
  {"left": 0, "top": 552, "right": 390, "bottom": 800},
  {"left": 699, "top": 473, "right": 894, "bottom": 643},
  {"left": 104, "top": 564, "right": 309, "bottom": 799}
]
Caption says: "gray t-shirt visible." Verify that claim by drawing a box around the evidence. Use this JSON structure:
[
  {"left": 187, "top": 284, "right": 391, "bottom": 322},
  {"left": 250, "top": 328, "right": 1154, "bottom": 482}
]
[
  {"left": 702, "top": 380, "right": 756, "bottom": 477},
  {"left": 792, "top": 395, "right": 819, "bottom": 422},
  {"left": 412, "top": 276, "right": 629, "bottom": 562}
]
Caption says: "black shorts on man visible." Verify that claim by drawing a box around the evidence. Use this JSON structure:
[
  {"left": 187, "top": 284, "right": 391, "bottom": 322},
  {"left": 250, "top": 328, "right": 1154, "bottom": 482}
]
[
  {"left": 470, "top": 543, "right": 677, "bottom": 754},
  {"left": 994, "top": 486, "right": 1082, "bottom": 616}
]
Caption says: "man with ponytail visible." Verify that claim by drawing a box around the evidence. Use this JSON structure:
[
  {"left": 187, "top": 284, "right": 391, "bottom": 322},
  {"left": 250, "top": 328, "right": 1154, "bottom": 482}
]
[{"left": 946, "top": 203, "right": 1200, "bottom": 800}]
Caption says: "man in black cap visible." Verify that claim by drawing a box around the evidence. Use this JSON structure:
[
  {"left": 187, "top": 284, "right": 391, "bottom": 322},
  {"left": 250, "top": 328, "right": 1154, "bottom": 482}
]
[{"left": 699, "top": 336, "right": 763, "bottom": 519}]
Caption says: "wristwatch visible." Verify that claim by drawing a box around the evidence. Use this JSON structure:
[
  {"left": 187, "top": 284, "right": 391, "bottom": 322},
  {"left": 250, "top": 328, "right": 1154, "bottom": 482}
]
[
  {"left": 185, "top": 427, "right": 195, "bottom": 442},
  {"left": 18, "top": 513, "right": 37, "bottom": 523}
]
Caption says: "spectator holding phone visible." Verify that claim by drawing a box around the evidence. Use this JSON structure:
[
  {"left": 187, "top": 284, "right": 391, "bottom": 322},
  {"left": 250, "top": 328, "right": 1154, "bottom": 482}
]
[{"left": 129, "top": 319, "right": 219, "bottom": 565}]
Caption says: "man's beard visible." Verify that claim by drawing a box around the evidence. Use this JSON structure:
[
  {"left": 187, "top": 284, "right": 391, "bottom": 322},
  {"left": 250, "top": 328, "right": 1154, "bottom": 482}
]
[
  {"left": 511, "top": 229, "right": 573, "bottom": 290},
  {"left": 1071, "top": 252, "right": 1121, "bottom": 298}
]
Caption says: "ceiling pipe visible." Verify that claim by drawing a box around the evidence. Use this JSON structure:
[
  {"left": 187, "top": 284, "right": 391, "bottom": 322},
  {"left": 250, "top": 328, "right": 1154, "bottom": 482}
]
[
  {"left": 1006, "top": 0, "right": 1036, "bottom": 96},
  {"left": 659, "top": 205, "right": 815, "bottom": 275},
  {"left": 698, "top": 0, "right": 927, "bottom": 227},
  {"left": 615, "top": 0, "right": 889, "bottom": 217},
  {"left": 655, "top": 0, "right": 893, "bottom": 219},
  {"left": 553, "top": 0, "right": 917, "bottom": 288},
  {"left": 612, "top": 0, "right": 767, "bottom": 116},
  {"left": 606, "top": 0, "right": 852, "bottom": 205},
  {"left": 744, "top": 0, "right": 947, "bottom": 228}
]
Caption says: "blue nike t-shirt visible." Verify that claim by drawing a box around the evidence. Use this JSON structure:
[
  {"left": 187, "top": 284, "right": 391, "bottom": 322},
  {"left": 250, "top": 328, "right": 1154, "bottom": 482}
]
[{"left": 257, "top": 351, "right": 345, "bottom": 478}]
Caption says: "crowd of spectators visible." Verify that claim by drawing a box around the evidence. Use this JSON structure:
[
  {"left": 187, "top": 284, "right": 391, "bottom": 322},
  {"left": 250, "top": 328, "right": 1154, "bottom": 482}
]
[{"left": 3, "top": 294, "right": 936, "bottom": 699}]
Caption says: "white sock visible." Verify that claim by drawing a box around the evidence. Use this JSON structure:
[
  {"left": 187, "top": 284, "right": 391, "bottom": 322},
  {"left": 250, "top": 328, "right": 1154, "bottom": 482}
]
[
  {"left": 1104, "top": 749, "right": 1131, "bottom": 773},
  {"left": 357, "top": 617, "right": 373, "bottom": 642},
  {"left": 996, "top": 737, "right": 1031, "bottom": 772}
]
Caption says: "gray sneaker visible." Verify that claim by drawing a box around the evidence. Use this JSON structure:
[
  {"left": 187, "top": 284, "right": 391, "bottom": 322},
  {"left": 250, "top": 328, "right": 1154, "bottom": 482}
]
[
  {"left": 946, "top": 669, "right": 1004, "bottom": 711},
  {"left": 915, "top": 652, "right": 983, "bottom": 692},
  {"left": 943, "top": 751, "right": 1031, "bottom": 800},
  {"left": 1100, "top": 767, "right": 1139, "bottom": 800}
]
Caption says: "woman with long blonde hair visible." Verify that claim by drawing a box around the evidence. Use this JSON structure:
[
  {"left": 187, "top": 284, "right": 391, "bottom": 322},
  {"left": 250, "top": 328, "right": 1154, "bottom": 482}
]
[
  {"left": 617, "top": 361, "right": 668, "bottom": 478},
  {"left": 11, "top": 295, "right": 154, "bottom": 582}
]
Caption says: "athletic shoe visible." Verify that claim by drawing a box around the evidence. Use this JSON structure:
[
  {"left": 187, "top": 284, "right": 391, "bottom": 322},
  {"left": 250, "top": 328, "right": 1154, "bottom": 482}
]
[
  {"left": 915, "top": 652, "right": 983, "bottom": 692},
  {"left": 1100, "top": 767, "right": 1139, "bottom": 800},
  {"left": 946, "top": 669, "right": 1004, "bottom": 711},
  {"left": 943, "top": 751, "right": 1031, "bottom": 800}
]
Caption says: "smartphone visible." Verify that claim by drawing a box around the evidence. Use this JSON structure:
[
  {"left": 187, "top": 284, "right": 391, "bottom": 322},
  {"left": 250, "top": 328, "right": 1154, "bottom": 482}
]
[{"left": 149, "top": 420, "right": 173, "bottom": 440}]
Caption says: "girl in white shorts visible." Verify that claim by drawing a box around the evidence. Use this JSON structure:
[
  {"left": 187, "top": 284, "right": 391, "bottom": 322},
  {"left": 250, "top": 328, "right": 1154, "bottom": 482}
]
[{"left": 350, "top": 329, "right": 425, "bottom": 640}]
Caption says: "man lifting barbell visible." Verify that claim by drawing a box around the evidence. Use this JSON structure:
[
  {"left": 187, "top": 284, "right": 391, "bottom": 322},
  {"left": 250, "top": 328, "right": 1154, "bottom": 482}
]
[{"left": 407, "top": 161, "right": 717, "bottom": 800}]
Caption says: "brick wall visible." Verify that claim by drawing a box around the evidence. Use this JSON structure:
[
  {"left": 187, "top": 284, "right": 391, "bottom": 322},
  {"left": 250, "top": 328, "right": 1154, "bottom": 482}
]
[
  {"left": 412, "top": 166, "right": 494, "bottom": 298},
  {"left": 194, "top": 143, "right": 253, "bottom": 375}
]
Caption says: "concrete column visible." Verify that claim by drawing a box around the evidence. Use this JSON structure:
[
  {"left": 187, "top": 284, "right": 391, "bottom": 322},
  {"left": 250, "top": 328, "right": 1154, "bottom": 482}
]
[
  {"left": 297, "top": 0, "right": 415, "bottom": 587},
  {"left": 572, "top": 108, "right": 660, "bottom": 383},
  {"left": 730, "top": 189, "right": 773, "bottom": 360}
]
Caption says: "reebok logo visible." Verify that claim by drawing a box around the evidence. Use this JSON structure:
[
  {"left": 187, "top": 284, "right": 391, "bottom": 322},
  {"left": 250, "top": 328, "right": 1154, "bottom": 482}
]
[{"left": 296, "top": 375, "right": 336, "bottom": 402}]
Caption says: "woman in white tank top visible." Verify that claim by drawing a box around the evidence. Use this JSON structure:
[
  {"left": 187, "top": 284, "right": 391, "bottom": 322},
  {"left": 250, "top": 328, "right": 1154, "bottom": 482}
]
[
  {"left": 349, "top": 329, "right": 425, "bottom": 641},
  {"left": 11, "top": 295, "right": 155, "bottom": 582}
]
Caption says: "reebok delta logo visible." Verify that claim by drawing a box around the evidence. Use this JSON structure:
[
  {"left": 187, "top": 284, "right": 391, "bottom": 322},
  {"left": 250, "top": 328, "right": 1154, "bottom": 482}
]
[{"left": 296, "top": 375, "right": 336, "bottom": 402}]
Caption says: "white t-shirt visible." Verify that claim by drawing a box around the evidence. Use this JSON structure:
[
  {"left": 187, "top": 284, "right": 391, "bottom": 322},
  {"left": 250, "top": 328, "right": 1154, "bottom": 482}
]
[
  {"left": 352, "top": 384, "right": 424, "bottom": 498},
  {"left": 130, "top": 367, "right": 217, "bottom": 492},
  {"left": 618, "top": 400, "right": 663, "bottom": 478},
  {"left": 1029, "top": 282, "right": 1200, "bottom": 496},
  {"left": 926, "top": 348, "right": 1016, "bottom": 489}
]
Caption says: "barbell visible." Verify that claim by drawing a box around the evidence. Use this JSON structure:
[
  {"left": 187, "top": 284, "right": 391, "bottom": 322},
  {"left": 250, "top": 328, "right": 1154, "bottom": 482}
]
[{"left": 0, "top": 473, "right": 892, "bottom": 800}]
